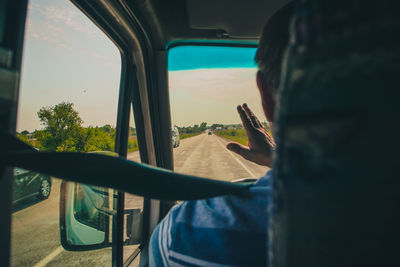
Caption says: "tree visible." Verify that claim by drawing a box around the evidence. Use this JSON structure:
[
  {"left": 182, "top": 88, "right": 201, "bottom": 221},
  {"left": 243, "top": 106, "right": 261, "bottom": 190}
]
[
  {"left": 37, "top": 102, "right": 83, "bottom": 151},
  {"left": 102, "top": 124, "right": 113, "bottom": 133},
  {"left": 81, "top": 127, "right": 115, "bottom": 152},
  {"left": 199, "top": 122, "right": 207, "bottom": 131}
]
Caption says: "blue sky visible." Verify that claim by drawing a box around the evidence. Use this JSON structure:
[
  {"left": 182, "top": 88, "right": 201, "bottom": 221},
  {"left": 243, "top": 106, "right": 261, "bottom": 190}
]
[
  {"left": 18, "top": 0, "right": 121, "bottom": 131},
  {"left": 17, "top": 0, "right": 264, "bottom": 132}
]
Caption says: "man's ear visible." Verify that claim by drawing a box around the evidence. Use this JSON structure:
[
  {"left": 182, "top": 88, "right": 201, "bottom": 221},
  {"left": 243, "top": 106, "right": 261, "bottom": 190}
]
[{"left": 256, "top": 71, "right": 275, "bottom": 122}]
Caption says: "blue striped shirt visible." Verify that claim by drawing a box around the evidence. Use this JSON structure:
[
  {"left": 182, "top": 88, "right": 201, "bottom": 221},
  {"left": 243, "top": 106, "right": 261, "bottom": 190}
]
[{"left": 149, "top": 171, "right": 271, "bottom": 267}]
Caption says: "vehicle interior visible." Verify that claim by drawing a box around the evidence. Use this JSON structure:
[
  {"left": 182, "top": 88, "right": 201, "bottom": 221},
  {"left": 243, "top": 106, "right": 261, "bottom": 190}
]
[{"left": 1, "top": 0, "right": 399, "bottom": 266}]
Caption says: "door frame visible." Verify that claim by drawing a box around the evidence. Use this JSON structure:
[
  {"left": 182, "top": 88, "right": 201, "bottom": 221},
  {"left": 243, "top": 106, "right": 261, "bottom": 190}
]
[{"left": 0, "top": 1, "right": 29, "bottom": 266}]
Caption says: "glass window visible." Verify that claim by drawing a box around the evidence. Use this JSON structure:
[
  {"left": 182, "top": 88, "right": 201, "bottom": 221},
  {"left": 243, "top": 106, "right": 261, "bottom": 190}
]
[
  {"left": 12, "top": 0, "right": 120, "bottom": 266},
  {"left": 168, "top": 46, "right": 270, "bottom": 181},
  {"left": 123, "top": 108, "right": 144, "bottom": 266}
]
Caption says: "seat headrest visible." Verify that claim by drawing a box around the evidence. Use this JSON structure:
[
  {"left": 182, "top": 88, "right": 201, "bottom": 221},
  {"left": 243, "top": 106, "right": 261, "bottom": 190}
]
[{"left": 270, "top": 1, "right": 400, "bottom": 266}]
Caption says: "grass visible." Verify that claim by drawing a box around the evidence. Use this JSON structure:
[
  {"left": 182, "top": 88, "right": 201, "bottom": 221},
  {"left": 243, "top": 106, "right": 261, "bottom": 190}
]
[
  {"left": 214, "top": 129, "right": 248, "bottom": 146},
  {"left": 128, "top": 136, "right": 139, "bottom": 152},
  {"left": 180, "top": 132, "right": 202, "bottom": 139}
]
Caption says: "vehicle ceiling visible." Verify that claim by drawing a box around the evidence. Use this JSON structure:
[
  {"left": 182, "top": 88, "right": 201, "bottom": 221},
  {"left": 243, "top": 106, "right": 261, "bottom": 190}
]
[{"left": 126, "top": 0, "right": 293, "bottom": 49}]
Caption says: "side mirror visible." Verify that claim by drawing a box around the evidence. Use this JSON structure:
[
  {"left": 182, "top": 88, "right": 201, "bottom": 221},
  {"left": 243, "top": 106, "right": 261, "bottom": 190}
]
[
  {"left": 59, "top": 181, "right": 115, "bottom": 250},
  {"left": 60, "top": 180, "right": 144, "bottom": 251}
]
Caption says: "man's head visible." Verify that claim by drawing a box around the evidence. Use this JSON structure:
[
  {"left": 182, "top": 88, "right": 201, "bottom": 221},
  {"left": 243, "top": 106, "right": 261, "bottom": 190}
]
[
  {"left": 226, "top": 3, "right": 294, "bottom": 166},
  {"left": 255, "top": 2, "right": 293, "bottom": 127}
]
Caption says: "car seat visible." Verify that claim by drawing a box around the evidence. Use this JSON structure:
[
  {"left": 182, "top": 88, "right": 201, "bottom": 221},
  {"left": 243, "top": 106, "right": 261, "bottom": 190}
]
[{"left": 271, "top": 0, "right": 400, "bottom": 266}]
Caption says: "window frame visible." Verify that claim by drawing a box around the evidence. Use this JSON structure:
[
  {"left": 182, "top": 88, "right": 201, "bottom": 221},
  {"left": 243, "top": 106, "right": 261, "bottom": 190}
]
[
  {"left": 0, "top": 1, "right": 29, "bottom": 267},
  {"left": 69, "top": 1, "right": 161, "bottom": 266}
]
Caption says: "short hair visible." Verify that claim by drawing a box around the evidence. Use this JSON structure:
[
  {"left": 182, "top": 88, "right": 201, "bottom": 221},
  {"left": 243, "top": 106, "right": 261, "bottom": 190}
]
[{"left": 255, "top": 2, "right": 294, "bottom": 90}]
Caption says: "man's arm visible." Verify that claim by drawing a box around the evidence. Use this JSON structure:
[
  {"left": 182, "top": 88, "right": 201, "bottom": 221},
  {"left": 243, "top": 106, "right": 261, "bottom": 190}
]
[
  {"left": 149, "top": 174, "right": 271, "bottom": 267},
  {"left": 226, "top": 103, "right": 275, "bottom": 167}
]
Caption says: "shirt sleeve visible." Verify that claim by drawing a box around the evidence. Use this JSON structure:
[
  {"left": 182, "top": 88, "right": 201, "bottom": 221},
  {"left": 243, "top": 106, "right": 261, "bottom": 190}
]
[{"left": 149, "top": 171, "right": 272, "bottom": 267}]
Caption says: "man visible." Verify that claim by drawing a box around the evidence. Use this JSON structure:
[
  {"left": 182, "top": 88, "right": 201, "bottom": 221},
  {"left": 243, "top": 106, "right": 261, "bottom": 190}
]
[{"left": 149, "top": 3, "right": 293, "bottom": 266}]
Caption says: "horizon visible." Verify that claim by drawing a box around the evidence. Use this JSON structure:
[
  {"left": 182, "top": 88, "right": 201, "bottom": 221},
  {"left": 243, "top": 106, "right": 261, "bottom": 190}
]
[{"left": 18, "top": 122, "right": 253, "bottom": 134}]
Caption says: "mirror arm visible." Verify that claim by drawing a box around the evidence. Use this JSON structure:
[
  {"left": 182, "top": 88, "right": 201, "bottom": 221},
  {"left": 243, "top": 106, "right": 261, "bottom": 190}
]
[{"left": 95, "top": 206, "right": 117, "bottom": 216}]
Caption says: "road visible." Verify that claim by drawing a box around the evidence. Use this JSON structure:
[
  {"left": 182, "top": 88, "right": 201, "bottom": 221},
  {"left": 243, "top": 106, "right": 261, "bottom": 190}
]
[
  {"left": 172, "top": 133, "right": 268, "bottom": 180},
  {"left": 127, "top": 133, "right": 269, "bottom": 180},
  {"left": 11, "top": 133, "right": 269, "bottom": 266}
]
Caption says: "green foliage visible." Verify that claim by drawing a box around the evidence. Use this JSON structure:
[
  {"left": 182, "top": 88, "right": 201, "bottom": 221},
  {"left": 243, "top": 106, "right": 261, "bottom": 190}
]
[
  {"left": 215, "top": 128, "right": 248, "bottom": 146},
  {"left": 35, "top": 102, "right": 116, "bottom": 152},
  {"left": 36, "top": 102, "right": 83, "bottom": 151},
  {"left": 177, "top": 122, "right": 207, "bottom": 137},
  {"left": 199, "top": 122, "right": 207, "bottom": 131},
  {"left": 210, "top": 124, "right": 225, "bottom": 130},
  {"left": 17, "top": 130, "right": 41, "bottom": 147},
  {"left": 16, "top": 133, "right": 29, "bottom": 144},
  {"left": 129, "top": 127, "right": 136, "bottom": 136},
  {"left": 16, "top": 131, "right": 40, "bottom": 148},
  {"left": 128, "top": 136, "right": 139, "bottom": 152},
  {"left": 80, "top": 127, "right": 115, "bottom": 152},
  {"left": 180, "top": 133, "right": 201, "bottom": 139}
]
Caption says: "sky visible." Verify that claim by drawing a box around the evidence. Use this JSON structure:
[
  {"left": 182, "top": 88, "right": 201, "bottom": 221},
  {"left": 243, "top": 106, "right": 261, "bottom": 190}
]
[
  {"left": 17, "top": 0, "right": 121, "bottom": 132},
  {"left": 169, "top": 68, "right": 264, "bottom": 126},
  {"left": 17, "top": 0, "right": 265, "bottom": 132}
]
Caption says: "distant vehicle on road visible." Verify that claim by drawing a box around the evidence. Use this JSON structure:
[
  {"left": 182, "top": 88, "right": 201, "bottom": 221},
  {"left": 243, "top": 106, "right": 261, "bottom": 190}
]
[
  {"left": 13, "top": 168, "right": 52, "bottom": 204},
  {"left": 172, "top": 126, "right": 180, "bottom": 148},
  {"left": 208, "top": 131, "right": 212, "bottom": 135}
]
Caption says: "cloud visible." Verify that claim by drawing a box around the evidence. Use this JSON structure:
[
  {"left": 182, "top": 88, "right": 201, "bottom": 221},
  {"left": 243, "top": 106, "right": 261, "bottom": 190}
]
[
  {"left": 25, "top": 18, "right": 72, "bottom": 50},
  {"left": 26, "top": 1, "right": 96, "bottom": 43},
  {"left": 26, "top": 4, "right": 66, "bottom": 43},
  {"left": 24, "top": 1, "right": 117, "bottom": 67},
  {"left": 43, "top": 4, "right": 97, "bottom": 36}
]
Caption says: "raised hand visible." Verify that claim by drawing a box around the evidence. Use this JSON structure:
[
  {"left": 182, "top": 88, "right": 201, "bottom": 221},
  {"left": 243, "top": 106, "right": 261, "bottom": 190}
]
[{"left": 226, "top": 103, "right": 275, "bottom": 167}]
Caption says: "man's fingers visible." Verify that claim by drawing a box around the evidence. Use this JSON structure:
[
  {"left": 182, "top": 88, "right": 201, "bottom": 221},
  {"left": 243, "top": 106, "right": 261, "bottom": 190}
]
[
  {"left": 243, "top": 103, "right": 262, "bottom": 128},
  {"left": 237, "top": 105, "right": 255, "bottom": 134},
  {"left": 255, "top": 116, "right": 266, "bottom": 130}
]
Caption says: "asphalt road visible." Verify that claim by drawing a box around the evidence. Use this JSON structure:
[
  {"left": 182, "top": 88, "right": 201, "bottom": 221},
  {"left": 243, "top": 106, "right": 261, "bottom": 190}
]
[
  {"left": 11, "top": 133, "right": 269, "bottom": 266},
  {"left": 127, "top": 132, "right": 269, "bottom": 180},
  {"left": 171, "top": 133, "right": 268, "bottom": 180}
]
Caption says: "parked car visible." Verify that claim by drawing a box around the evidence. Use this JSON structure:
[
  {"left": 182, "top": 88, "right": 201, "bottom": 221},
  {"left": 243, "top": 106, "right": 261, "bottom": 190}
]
[
  {"left": 172, "top": 126, "right": 180, "bottom": 148},
  {"left": 13, "top": 168, "right": 52, "bottom": 204}
]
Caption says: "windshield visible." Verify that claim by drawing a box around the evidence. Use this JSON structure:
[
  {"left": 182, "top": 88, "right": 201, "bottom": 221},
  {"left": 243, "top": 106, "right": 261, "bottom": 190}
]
[{"left": 168, "top": 45, "right": 270, "bottom": 181}]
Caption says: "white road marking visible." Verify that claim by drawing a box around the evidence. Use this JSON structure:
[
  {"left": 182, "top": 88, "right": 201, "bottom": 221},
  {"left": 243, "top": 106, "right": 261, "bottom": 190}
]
[
  {"left": 33, "top": 246, "right": 63, "bottom": 267},
  {"left": 215, "top": 136, "right": 256, "bottom": 178}
]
